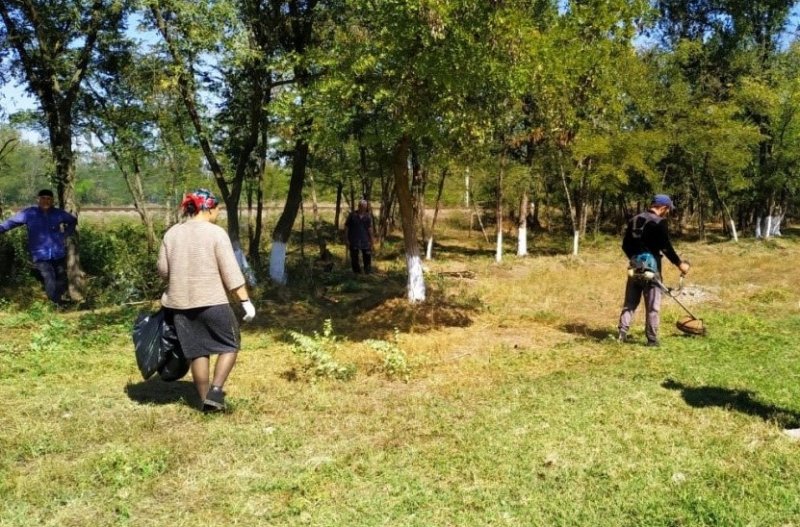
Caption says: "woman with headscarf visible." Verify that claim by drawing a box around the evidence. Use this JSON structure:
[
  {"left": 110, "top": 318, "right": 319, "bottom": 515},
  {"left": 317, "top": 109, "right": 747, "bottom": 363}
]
[{"left": 157, "top": 189, "right": 256, "bottom": 412}]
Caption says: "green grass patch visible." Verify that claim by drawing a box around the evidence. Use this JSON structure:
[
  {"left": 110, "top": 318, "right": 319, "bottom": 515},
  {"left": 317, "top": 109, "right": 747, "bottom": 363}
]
[{"left": 2, "top": 235, "right": 800, "bottom": 525}]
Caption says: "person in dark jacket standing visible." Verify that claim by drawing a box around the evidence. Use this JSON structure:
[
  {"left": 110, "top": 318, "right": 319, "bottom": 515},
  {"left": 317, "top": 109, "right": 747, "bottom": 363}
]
[
  {"left": 0, "top": 189, "right": 77, "bottom": 305},
  {"left": 344, "top": 199, "right": 374, "bottom": 274},
  {"left": 618, "top": 194, "right": 691, "bottom": 346}
]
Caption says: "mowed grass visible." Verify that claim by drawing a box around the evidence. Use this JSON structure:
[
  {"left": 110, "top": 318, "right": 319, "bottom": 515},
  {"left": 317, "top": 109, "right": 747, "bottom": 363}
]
[{"left": 2, "top": 230, "right": 800, "bottom": 526}]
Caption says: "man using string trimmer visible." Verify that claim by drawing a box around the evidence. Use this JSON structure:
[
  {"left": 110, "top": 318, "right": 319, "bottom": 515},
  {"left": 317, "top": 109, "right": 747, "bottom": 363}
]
[{"left": 617, "top": 194, "right": 691, "bottom": 347}]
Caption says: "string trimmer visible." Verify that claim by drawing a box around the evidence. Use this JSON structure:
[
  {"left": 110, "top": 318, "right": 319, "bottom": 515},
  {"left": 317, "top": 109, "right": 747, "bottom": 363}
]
[{"left": 652, "top": 274, "right": 707, "bottom": 336}]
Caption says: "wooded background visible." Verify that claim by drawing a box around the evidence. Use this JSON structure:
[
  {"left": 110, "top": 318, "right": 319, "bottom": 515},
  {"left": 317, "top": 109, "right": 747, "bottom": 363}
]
[{"left": 1, "top": 0, "right": 798, "bottom": 300}]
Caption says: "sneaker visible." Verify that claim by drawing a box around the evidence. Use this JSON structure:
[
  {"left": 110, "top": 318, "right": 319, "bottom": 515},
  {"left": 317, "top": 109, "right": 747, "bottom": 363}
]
[
  {"left": 203, "top": 386, "right": 226, "bottom": 412},
  {"left": 784, "top": 428, "right": 800, "bottom": 440},
  {"left": 646, "top": 340, "right": 660, "bottom": 347}
]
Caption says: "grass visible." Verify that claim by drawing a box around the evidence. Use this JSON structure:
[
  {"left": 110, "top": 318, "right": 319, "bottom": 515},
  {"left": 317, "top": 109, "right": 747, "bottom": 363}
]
[{"left": 2, "top": 228, "right": 800, "bottom": 526}]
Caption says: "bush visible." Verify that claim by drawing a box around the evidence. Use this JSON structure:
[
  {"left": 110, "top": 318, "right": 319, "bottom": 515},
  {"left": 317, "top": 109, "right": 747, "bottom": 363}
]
[
  {"left": 0, "top": 227, "right": 39, "bottom": 289},
  {"left": 78, "top": 223, "right": 163, "bottom": 305},
  {"left": 288, "top": 319, "right": 355, "bottom": 381}
]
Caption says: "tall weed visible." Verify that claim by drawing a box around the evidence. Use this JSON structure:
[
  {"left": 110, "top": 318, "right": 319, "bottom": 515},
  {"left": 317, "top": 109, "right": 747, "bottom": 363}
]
[
  {"left": 288, "top": 319, "right": 355, "bottom": 381},
  {"left": 366, "top": 329, "right": 410, "bottom": 381}
]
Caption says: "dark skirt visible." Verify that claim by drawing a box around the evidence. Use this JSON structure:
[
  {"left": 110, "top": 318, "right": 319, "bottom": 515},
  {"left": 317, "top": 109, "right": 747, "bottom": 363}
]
[{"left": 171, "top": 304, "right": 240, "bottom": 359}]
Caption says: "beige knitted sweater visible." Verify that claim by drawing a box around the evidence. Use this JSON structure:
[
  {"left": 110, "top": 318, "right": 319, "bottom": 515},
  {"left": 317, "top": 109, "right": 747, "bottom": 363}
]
[{"left": 157, "top": 220, "right": 245, "bottom": 309}]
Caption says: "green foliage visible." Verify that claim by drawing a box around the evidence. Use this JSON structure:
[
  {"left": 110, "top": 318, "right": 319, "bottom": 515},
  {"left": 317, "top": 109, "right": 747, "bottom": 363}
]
[
  {"left": 0, "top": 301, "right": 51, "bottom": 330},
  {"left": 0, "top": 225, "right": 39, "bottom": 289},
  {"left": 29, "top": 318, "right": 71, "bottom": 353},
  {"left": 366, "top": 329, "right": 410, "bottom": 381},
  {"left": 78, "top": 223, "right": 162, "bottom": 305},
  {"left": 288, "top": 319, "right": 355, "bottom": 381},
  {"left": 0, "top": 127, "right": 52, "bottom": 205}
]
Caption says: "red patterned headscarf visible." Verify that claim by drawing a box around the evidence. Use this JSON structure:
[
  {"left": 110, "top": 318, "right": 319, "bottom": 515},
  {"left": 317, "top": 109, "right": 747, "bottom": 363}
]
[{"left": 180, "top": 188, "right": 219, "bottom": 216}]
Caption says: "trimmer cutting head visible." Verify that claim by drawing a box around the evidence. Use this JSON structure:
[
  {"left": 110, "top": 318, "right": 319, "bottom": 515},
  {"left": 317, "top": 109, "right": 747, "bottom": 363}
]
[{"left": 676, "top": 316, "right": 706, "bottom": 336}]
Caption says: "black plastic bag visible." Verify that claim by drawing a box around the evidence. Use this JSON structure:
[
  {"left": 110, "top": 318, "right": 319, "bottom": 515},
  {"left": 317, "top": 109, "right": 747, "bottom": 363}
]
[
  {"left": 132, "top": 309, "right": 168, "bottom": 380},
  {"left": 158, "top": 311, "right": 190, "bottom": 381}
]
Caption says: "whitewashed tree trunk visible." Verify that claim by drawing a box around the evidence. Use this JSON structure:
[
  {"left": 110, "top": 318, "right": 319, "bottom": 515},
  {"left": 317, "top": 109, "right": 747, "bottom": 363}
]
[
  {"left": 770, "top": 214, "right": 783, "bottom": 236},
  {"left": 729, "top": 219, "right": 739, "bottom": 242},
  {"left": 407, "top": 254, "right": 426, "bottom": 302},
  {"left": 755, "top": 216, "right": 762, "bottom": 238},
  {"left": 765, "top": 215, "right": 773, "bottom": 240},
  {"left": 393, "top": 136, "right": 426, "bottom": 303},
  {"left": 572, "top": 230, "right": 580, "bottom": 256},
  {"left": 269, "top": 241, "right": 288, "bottom": 285},
  {"left": 496, "top": 229, "right": 503, "bottom": 263},
  {"left": 495, "top": 160, "right": 504, "bottom": 263},
  {"left": 517, "top": 191, "right": 528, "bottom": 256},
  {"left": 425, "top": 238, "right": 434, "bottom": 260}
]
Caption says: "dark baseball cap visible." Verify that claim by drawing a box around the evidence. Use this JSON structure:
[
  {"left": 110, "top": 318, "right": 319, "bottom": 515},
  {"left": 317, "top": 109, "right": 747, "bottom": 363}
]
[
  {"left": 37, "top": 189, "right": 54, "bottom": 198},
  {"left": 652, "top": 194, "right": 674, "bottom": 211}
]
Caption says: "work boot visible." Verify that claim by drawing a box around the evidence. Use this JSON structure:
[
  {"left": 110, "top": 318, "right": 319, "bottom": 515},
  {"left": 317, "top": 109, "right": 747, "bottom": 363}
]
[
  {"left": 646, "top": 340, "right": 660, "bottom": 348},
  {"left": 203, "top": 385, "right": 226, "bottom": 412}
]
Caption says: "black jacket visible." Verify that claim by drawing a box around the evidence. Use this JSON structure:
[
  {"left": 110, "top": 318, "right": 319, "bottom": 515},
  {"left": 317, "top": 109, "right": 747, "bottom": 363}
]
[{"left": 622, "top": 210, "right": 682, "bottom": 272}]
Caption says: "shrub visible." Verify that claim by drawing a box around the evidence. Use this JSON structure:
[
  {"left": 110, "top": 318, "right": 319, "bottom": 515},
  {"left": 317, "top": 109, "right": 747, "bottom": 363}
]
[
  {"left": 79, "top": 223, "right": 163, "bottom": 305},
  {"left": 0, "top": 227, "right": 39, "bottom": 288},
  {"left": 366, "top": 330, "right": 410, "bottom": 381},
  {"left": 287, "top": 319, "right": 355, "bottom": 381}
]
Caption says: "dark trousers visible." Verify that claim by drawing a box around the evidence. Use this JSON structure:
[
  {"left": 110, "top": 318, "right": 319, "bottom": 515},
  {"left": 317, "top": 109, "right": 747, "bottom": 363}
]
[
  {"left": 349, "top": 247, "right": 372, "bottom": 274},
  {"left": 33, "top": 258, "right": 68, "bottom": 304},
  {"left": 618, "top": 277, "right": 662, "bottom": 342}
]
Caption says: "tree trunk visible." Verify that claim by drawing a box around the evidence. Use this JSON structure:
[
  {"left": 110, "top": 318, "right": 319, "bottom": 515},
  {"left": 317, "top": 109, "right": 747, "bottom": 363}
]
[
  {"left": 269, "top": 139, "right": 309, "bottom": 284},
  {"left": 334, "top": 181, "right": 343, "bottom": 234},
  {"left": 593, "top": 195, "right": 604, "bottom": 237},
  {"left": 495, "top": 159, "right": 504, "bottom": 263},
  {"left": 410, "top": 146, "right": 426, "bottom": 239},
  {"left": 557, "top": 151, "right": 580, "bottom": 256},
  {"left": 308, "top": 172, "right": 329, "bottom": 260},
  {"left": 247, "top": 139, "right": 266, "bottom": 266},
  {"left": 52, "top": 126, "right": 87, "bottom": 300},
  {"left": 392, "top": 136, "right": 425, "bottom": 302},
  {"left": 464, "top": 168, "right": 470, "bottom": 208},
  {"left": 94, "top": 131, "right": 157, "bottom": 251},
  {"left": 125, "top": 159, "right": 157, "bottom": 251},
  {"left": 378, "top": 162, "right": 395, "bottom": 246},
  {"left": 425, "top": 167, "right": 447, "bottom": 260},
  {"left": 517, "top": 190, "right": 529, "bottom": 257}
]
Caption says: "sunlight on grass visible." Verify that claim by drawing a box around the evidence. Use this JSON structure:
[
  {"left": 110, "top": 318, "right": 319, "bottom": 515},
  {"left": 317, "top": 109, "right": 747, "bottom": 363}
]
[{"left": 2, "top": 236, "right": 800, "bottom": 525}]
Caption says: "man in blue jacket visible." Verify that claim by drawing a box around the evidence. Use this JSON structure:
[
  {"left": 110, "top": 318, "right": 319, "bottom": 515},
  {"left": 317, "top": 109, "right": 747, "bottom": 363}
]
[{"left": 0, "top": 189, "right": 77, "bottom": 305}]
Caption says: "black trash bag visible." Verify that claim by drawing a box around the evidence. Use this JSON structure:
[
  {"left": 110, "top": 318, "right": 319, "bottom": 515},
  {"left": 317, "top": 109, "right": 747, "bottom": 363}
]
[
  {"left": 132, "top": 309, "right": 168, "bottom": 380},
  {"left": 158, "top": 311, "right": 190, "bottom": 382}
]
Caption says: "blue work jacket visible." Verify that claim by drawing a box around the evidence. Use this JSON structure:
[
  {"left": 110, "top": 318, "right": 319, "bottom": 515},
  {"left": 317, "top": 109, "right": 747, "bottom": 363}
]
[{"left": 0, "top": 206, "right": 77, "bottom": 262}]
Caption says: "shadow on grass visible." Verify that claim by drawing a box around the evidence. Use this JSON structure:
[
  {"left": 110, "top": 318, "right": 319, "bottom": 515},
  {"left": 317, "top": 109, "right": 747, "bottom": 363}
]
[
  {"left": 560, "top": 323, "right": 615, "bottom": 342},
  {"left": 662, "top": 379, "right": 800, "bottom": 427},
  {"left": 125, "top": 379, "right": 198, "bottom": 408}
]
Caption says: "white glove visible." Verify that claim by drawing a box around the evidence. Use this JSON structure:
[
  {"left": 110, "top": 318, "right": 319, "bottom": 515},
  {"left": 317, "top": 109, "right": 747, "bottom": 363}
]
[{"left": 241, "top": 300, "right": 256, "bottom": 322}]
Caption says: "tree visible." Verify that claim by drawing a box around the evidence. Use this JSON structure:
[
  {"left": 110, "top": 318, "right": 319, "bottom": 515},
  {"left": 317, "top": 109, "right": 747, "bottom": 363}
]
[
  {"left": 524, "top": 0, "right": 652, "bottom": 255},
  {"left": 0, "top": 0, "right": 128, "bottom": 299},
  {"left": 319, "top": 0, "right": 516, "bottom": 301}
]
